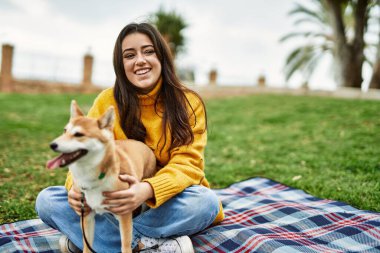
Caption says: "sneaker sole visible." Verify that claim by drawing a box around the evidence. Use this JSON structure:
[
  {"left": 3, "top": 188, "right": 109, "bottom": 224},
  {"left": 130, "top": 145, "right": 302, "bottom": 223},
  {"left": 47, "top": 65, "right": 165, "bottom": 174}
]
[
  {"left": 175, "top": 236, "right": 194, "bottom": 253},
  {"left": 59, "top": 235, "right": 69, "bottom": 253}
]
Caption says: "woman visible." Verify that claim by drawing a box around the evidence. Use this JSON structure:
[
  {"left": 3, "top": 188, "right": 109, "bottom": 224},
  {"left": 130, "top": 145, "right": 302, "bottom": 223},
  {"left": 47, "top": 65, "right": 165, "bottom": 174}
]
[{"left": 36, "top": 22, "right": 224, "bottom": 253}]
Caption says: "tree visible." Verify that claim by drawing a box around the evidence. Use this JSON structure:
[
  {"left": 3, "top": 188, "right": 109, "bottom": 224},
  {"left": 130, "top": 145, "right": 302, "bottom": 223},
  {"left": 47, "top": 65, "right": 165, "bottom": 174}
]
[
  {"left": 326, "top": 0, "right": 370, "bottom": 88},
  {"left": 282, "top": 0, "right": 375, "bottom": 88},
  {"left": 280, "top": 0, "right": 335, "bottom": 83},
  {"left": 152, "top": 8, "right": 187, "bottom": 58}
]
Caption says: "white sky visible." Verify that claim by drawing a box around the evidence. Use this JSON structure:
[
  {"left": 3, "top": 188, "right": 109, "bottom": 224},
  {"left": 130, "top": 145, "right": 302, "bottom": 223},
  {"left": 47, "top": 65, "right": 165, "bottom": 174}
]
[{"left": 0, "top": 0, "right": 375, "bottom": 90}]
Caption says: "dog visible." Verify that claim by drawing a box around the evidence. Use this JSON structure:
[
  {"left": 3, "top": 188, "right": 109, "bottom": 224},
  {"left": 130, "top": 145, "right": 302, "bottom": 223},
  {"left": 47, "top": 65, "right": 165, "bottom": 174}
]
[{"left": 46, "top": 100, "right": 157, "bottom": 253}]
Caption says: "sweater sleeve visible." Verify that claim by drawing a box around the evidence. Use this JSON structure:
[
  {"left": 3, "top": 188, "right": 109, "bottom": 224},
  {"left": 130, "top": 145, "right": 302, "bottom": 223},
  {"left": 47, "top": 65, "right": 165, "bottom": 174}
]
[
  {"left": 143, "top": 94, "right": 208, "bottom": 208},
  {"left": 87, "top": 88, "right": 115, "bottom": 119}
]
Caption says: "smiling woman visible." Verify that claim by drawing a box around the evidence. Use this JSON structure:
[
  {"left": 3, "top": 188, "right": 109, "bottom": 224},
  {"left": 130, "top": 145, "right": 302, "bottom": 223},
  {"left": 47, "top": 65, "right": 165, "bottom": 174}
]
[{"left": 35, "top": 22, "right": 224, "bottom": 253}]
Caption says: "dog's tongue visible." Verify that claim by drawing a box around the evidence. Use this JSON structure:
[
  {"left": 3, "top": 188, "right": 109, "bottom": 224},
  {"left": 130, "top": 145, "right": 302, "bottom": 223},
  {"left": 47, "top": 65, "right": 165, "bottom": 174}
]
[{"left": 46, "top": 154, "right": 65, "bottom": 170}]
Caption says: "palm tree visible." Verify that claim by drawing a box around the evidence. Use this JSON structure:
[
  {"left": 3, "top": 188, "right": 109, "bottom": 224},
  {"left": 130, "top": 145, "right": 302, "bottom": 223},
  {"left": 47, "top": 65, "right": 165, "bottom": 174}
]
[
  {"left": 280, "top": 0, "right": 335, "bottom": 84},
  {"left": 282, "top": 0, "right": 373, "bottom": 88},
  {"left": 151, "top": 8, "right": 187, "bottom": 58}
]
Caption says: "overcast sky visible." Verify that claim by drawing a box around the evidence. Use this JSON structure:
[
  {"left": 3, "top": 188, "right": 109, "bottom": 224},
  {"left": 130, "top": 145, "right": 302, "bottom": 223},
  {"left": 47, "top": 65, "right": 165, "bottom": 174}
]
[{"left": 0, "top": 0, "right": 365, "bottom": 90}]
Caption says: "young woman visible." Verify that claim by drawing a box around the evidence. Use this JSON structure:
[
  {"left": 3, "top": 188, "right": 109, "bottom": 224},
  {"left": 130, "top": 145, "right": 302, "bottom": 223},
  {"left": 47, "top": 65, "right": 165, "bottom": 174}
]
[{"left": 36, "top": 22, "right": 224, "bottom": 253}]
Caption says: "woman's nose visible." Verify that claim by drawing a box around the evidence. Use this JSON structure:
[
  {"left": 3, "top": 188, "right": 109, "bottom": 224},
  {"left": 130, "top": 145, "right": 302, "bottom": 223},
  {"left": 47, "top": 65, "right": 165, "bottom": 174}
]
[{"left": 136, "top": 53, "right": 147, "bottom": 65}]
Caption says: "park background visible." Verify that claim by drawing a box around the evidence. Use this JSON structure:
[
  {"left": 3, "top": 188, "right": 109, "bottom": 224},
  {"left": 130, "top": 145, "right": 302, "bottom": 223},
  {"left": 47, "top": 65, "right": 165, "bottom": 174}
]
[{"left": 0, "top": 0, "right": 379, "bottom": 223}]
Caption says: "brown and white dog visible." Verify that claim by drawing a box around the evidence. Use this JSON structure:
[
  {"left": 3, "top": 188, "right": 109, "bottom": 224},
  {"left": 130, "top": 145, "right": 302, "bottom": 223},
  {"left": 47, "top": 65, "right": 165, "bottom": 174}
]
[{"left": 46, "top": 100, "right": 156, "bottom": 253}]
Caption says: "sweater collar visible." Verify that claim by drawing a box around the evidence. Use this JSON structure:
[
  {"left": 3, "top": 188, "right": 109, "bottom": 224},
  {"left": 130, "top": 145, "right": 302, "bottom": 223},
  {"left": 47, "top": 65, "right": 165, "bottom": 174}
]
[{"left": 138, "top": 78, "right": 162, "bottom": 106}]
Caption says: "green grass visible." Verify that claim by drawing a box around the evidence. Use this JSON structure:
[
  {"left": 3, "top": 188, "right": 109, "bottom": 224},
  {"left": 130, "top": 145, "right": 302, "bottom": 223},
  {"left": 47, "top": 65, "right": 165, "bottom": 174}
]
[{"left": 0, "top": 92, "right": 379, "bottom": 223}]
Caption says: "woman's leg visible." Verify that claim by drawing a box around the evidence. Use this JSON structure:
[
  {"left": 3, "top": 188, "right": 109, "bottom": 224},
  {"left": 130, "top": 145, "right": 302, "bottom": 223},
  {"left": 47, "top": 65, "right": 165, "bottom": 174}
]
[
  {"left": 36, "top": 185, "right": 220, "bottom": 251},
  {"left": 132, "top": 185, "right": 220, "bottom": 242}
]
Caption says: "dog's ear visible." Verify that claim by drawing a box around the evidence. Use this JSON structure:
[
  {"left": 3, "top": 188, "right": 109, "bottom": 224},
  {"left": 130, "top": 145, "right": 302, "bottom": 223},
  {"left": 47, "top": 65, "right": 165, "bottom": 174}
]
[
  {"left": 70, "top": 100, "right": 84, "bottom": 119},
  {"left": 98, "top": 106, "right": 115, "bottom": 129}
]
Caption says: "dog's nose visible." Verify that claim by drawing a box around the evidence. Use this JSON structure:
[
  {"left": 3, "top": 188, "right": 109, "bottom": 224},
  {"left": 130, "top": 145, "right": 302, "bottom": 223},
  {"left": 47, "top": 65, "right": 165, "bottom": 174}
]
[{"left": 50, "top": 143, "right": 58, "bottom": 151}]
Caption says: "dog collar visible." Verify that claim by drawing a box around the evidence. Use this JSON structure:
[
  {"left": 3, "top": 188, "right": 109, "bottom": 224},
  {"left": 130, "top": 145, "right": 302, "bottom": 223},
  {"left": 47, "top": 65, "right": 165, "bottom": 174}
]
[{"left": 98, "top": 172, "right": 106, "bottom": 180}]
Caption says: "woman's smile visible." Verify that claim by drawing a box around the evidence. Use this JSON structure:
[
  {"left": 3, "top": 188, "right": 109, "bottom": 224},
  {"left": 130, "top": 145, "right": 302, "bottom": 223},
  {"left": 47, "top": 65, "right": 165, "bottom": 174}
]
[{"left": 135, "top": 68, "right": 151, "bottom": 76}]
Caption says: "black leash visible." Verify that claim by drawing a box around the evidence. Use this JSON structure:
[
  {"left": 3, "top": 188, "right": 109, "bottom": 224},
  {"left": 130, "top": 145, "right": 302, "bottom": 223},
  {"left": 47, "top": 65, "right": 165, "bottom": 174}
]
[{"left": 81, "top": 192, "right": 97, "bottom": 253}]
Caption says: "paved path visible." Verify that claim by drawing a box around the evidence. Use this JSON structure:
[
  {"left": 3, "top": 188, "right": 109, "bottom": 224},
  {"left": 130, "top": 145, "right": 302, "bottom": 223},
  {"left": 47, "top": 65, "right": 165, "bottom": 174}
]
[{"left": 192, "top": 86, "right": 380, "bottom": 100}]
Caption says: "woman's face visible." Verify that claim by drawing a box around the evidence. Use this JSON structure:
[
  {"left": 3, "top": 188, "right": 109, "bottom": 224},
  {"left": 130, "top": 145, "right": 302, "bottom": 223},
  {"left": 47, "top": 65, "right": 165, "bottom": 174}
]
[{"left": 121, "top": 32, "right": 162, "bottom": 93}]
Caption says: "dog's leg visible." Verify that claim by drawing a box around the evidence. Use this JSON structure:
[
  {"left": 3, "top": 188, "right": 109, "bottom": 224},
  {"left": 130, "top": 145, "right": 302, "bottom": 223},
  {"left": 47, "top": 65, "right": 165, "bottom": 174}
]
[
  {"left": 82, "top": 211, "right": 96, "bottom": 253},
  {"left": 117, "top": 213, "right": 132, "bottom": 253}
]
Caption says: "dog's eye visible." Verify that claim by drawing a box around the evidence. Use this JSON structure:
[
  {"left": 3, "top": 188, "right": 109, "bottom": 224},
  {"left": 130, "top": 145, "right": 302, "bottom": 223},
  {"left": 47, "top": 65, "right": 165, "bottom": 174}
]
[
  {"left": 74, "top": 132, "right": 85, "bottom": 137},
  {"left": 63, "top": 129, "right": 67, "bottom": 133}
]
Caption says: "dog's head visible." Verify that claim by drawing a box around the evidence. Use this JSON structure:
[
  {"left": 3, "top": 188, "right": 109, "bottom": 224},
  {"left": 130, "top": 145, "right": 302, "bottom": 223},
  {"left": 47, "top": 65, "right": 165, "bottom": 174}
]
[{"left": 46, "top": 100, "right": 115, "bottom": 169}]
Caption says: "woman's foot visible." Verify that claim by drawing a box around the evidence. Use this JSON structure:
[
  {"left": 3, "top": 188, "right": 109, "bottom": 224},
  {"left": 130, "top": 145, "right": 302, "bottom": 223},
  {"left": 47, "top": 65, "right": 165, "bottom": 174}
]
[
  {"left": 59, "top": 235, "right": 82, "bottom": 253},
  {"left": 135, "top": 235, "right": 194, "bottom": 253}
]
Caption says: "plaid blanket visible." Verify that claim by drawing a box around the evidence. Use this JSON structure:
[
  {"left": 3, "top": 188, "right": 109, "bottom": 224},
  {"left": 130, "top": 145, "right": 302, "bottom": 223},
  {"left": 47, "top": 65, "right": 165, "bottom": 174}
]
[{"left": 1, "top": 177, "right": 380, "bottom": 253}]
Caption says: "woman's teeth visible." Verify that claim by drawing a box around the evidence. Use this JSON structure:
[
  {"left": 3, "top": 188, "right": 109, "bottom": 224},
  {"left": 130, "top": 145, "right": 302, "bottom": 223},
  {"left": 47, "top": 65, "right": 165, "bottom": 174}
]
[{"left": 136, "top": 69, "right": 150, "bottom": 75}]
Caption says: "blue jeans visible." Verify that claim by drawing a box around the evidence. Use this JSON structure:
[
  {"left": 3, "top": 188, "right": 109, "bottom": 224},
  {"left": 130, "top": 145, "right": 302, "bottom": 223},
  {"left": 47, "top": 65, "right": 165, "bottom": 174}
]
[{"left": 35, "top": 185, "right": 219, "bottom": 252}]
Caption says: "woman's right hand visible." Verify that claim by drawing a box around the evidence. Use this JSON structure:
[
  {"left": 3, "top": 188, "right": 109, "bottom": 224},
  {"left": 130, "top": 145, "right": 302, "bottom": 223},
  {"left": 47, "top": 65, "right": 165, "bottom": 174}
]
[{"left": 68, "top": 187, "right": 92, "bottom": 216}]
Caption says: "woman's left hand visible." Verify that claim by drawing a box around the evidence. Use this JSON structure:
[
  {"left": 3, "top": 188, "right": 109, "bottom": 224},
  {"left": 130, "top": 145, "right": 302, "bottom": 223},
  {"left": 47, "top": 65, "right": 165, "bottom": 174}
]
[{"left": 102, "top": 175, "right": 154, "bottom": 216}]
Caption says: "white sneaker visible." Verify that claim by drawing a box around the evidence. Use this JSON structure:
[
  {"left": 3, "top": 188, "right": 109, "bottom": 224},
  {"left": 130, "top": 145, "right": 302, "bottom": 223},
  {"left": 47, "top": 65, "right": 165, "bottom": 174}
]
[
  {"left": 136, "top": 235, "right": 194, "bottom": 253},
  {"left": 59, "top": 235, "right": 82, "bottom": 253}
]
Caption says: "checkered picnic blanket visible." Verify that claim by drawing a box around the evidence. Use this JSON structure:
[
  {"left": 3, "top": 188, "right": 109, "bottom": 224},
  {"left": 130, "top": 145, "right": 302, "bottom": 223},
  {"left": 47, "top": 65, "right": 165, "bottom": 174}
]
[
  {"left": 1, "top": 177, "right": 380, "bottom": 253},
  {"left": 0, "top": 219, "right": 60, "bottom": 253}
]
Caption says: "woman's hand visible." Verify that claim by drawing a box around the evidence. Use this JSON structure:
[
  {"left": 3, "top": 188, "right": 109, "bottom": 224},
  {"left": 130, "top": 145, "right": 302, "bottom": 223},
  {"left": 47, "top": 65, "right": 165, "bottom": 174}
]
[
  {"left": 102, "top": 175, "right": 154, "bottom": 216},
  {"left": 68, "top": 187, "right": 92, "bottom": 216}
]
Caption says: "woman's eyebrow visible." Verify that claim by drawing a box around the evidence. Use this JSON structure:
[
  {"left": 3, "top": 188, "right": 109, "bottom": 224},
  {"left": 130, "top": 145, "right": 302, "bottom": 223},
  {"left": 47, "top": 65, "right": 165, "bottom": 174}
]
[
  {"left": 122, "top": 48, "right": 135, "bottom": 54},
  {"left": 122, "top": 45, "right": 154, "bottom": 54},
  {"left": 141, "top": 45, "right": 154, "bottom": 49}
]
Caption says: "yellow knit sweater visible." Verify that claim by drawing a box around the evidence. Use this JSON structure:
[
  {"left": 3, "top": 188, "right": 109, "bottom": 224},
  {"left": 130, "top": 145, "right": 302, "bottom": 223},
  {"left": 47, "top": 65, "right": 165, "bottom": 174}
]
[{"left": 64, "top": 80, "right": 224, "bottom": 224}]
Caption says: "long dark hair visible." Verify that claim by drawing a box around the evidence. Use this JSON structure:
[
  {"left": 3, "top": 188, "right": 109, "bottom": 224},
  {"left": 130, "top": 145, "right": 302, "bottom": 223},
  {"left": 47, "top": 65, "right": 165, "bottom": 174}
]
[{"left": 113, "top": 22, "right": 207, "bottom": 152}]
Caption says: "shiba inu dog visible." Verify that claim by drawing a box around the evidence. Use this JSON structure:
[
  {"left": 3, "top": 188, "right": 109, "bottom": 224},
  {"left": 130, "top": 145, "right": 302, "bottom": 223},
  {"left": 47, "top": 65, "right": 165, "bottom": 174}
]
[{"left": 47, "top": 100, "right": 156, "bottom": 253}]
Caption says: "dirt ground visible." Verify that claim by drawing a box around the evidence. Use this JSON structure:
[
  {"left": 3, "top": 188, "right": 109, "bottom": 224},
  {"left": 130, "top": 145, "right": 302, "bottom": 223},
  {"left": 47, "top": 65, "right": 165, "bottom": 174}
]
[{"left": 192, "top": 85, "right": 380, "bottom": 101}]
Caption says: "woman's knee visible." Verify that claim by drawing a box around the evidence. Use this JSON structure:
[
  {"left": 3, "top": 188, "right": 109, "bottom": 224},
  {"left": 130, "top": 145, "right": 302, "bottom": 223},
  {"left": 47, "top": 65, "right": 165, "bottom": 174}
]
[
  {"left": 133, "top": 186, "right": 220, "bottom": 237},
  {"left": 35, "top": 186, "right": 67, "bottom": 222},
  {"left": 170, "top": 186, "right": 220, "bottom": 234},
  {"left": 181, "top": 186, "right": 220, "bottom": 222}
]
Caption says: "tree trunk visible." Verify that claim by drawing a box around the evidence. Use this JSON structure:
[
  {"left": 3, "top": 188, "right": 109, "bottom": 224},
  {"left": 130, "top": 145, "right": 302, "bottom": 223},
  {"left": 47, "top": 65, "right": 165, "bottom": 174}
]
[
  {"left": 326, "top": 0, "right": 368, "bottom": 88},
  {"left": 349, "top": 0, "right": 368, "bottom": 88},
  {"left": 339, "top": 46, "right": 364, "bottom": 88},
  {"left": 369, "top": 59, "right": 380, "bottom": 89}
]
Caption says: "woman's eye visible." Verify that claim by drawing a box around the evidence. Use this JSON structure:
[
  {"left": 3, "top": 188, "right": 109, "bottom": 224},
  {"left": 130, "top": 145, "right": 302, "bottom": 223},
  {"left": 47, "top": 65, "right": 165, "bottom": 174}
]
[
  {"left": 144, "top": 49, "right": 155, "bottom": 55},
  {"left": 124, "top": 54, "right": 134, "bottom": 59},
  {"left": 74, "top": 132, "right": 85, "bottom": 137}
]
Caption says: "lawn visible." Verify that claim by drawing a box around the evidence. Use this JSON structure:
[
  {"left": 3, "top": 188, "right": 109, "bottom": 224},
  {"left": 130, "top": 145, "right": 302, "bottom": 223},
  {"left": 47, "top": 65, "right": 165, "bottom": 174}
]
[{"left": 0, "top": 92, "right": 379, "bottom": 223}]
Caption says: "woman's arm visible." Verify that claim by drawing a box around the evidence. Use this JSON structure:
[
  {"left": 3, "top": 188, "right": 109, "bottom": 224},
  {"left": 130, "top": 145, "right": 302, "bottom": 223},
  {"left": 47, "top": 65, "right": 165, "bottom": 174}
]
[{"left": 143, "top": 94, "right": 208, "bottom": 208}]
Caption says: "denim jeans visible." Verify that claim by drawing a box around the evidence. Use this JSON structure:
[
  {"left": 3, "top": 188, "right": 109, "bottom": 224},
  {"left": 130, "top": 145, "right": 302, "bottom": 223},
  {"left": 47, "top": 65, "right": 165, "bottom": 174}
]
[{"left": 35, "top": 185, "right": 220, "bottom": 252}]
